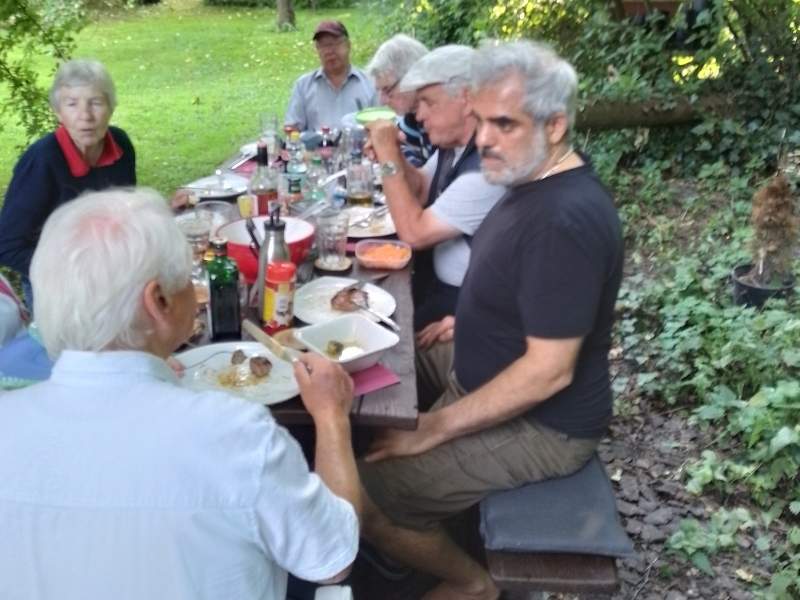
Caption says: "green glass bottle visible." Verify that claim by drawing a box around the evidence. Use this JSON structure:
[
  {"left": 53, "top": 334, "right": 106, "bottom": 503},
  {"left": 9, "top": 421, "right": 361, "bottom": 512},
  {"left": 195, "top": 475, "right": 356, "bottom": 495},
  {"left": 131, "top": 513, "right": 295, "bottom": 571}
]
[{"left": 207, "top": 237, "right": 241, "bottom": 341}]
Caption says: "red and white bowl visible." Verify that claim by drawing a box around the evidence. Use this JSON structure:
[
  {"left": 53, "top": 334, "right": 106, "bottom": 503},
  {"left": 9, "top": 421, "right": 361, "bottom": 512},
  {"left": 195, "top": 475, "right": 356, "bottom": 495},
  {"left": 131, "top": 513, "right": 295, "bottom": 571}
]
[{"left": 217, "top": 216, "right": 315, "bottom": 283}]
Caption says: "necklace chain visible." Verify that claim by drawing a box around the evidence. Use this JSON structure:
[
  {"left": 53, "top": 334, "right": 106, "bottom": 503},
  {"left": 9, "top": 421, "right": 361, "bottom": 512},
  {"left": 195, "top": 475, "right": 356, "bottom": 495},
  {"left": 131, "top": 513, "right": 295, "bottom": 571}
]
[{"left": 536, "top": 146, "right": 574, "bottom": 181}]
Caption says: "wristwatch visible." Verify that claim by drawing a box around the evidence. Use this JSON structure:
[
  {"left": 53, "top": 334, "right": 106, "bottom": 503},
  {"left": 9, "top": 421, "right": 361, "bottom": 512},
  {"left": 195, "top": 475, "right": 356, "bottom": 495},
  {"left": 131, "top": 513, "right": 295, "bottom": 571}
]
[{"left": 379, "top": 160, "right": 399, "bottom": 177}]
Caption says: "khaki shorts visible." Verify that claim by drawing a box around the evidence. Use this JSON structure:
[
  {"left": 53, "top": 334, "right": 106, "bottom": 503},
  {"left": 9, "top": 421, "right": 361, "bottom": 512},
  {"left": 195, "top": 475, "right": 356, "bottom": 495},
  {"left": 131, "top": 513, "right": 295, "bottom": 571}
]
[{"left": 359, "top": 342, "right": 600, "bottom": 531}]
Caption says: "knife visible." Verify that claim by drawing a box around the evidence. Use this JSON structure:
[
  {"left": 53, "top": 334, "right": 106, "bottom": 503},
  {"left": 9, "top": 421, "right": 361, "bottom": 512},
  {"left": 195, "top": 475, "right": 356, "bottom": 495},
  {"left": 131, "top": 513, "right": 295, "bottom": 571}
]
[{"left": 242, "top": 319, "right": 294, "bottom": 363}]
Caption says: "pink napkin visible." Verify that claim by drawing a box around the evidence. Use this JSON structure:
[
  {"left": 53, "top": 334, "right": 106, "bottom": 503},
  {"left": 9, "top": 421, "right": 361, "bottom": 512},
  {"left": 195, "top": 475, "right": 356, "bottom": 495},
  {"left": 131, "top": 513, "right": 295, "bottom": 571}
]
[
  {"left": 351, "top": 363, "right": 400, "bottom": 396},
  {"left": 233, "top": 160, "right": 257, "bottom": 177}
]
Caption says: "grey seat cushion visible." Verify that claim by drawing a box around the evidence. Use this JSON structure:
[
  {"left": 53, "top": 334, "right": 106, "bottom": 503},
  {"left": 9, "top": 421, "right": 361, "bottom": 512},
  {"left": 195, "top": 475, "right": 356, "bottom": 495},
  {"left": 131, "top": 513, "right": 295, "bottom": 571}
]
[{"left": 480, "top": 454, "right": 635, "bottom": 558}]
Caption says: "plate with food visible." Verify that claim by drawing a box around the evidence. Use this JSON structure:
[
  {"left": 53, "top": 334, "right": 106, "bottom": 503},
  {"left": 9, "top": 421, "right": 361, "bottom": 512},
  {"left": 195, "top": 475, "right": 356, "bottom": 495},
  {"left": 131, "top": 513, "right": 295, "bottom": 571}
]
[
  {"left": 294, "top": 276, "right": 397, "bottom": 325},
  {"left": 344, "top": 206, "right": 396, "bottom": 238},
  {"left": 174, "top": 341, "right": 299, "bottom": 405}
]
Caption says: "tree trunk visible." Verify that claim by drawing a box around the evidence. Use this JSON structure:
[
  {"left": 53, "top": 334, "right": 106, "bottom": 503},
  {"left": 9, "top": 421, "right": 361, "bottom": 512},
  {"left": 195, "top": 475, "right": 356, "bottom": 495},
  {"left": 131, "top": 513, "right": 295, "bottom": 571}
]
[
  {"left": 276, "top": 0, "right": 295, "bottom": 30},
  {"left": 576, "top": 95, "right": 731, "bottom": 131}
]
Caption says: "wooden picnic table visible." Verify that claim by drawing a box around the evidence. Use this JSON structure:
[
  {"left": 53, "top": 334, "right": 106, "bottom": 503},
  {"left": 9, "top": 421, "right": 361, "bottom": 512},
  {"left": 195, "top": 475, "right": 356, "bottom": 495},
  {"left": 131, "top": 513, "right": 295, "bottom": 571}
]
[
  {"left": 263, "top": 262, "right": 419, "bottom": 431},
  {"left": 211, "top": 144, "right": 419, "bottom": 431}
]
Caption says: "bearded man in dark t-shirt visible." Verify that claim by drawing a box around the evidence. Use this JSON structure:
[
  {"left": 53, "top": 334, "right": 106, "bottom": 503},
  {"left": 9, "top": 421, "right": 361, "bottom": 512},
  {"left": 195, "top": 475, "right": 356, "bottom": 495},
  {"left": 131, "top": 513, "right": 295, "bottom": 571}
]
[{"left": 358, "top": 41, "right": 624, "bottom": 600}]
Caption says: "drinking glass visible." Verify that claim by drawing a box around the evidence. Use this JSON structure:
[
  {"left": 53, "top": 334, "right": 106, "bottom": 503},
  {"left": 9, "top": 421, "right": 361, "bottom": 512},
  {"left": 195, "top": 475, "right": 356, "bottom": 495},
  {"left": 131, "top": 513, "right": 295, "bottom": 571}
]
[
  {"left": 177, "top": 210, "right": 213, "bottom": 310},
  {"left": 315, "top": 209, "right": 350, "bottom": 270},
  {"left": 260, "top": 112, "right": 279, "bottom": 156},
  {"left": 346, "top": 159, "right": 374, "bottom": 207}
]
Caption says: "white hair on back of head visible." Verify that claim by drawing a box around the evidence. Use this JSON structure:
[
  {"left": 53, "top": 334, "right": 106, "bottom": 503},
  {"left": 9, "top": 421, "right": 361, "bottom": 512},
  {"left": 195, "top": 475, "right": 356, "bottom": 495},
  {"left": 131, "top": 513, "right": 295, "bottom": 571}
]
[
  {"left": 366, "top": 34, "right": 429, "bottom": 83},
  {"left": 472, "top": 40, "right": 578, "bottom": 130},
  {"left": 30, "top": 188, "right": 192, "bottom": 358},
  {"left": 397, "top": 44, "right": 476, "bottom": 97},
  {"left": 49, "top": 59, "right": 117, "bottom": 112}
]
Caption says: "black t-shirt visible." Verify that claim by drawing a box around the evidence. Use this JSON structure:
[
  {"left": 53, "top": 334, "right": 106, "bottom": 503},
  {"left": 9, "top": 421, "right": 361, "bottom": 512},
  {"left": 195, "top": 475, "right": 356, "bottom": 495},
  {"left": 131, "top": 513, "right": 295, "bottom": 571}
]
[{"left": 453, "top": 162, "right": 623, "bottom": 438}]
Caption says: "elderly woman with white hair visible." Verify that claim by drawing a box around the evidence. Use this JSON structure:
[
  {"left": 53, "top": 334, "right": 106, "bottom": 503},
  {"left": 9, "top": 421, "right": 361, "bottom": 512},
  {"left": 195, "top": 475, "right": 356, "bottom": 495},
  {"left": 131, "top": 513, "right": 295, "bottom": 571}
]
[
  {"left": 365, "top": 34, "right": 433, "bottom": 166},
  {"left": 0, "top": 58, "right": 136, "bottom": 309},
  {"left": 0, "top": 188, "right": 362, "bottom": 599}
]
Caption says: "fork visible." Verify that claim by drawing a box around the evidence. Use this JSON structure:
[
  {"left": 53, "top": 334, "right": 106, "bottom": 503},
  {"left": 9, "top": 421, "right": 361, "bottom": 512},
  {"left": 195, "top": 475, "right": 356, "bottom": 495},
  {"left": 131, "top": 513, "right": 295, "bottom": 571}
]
[
  {"left": 351, "top": 206, "right": 389, "bottom": 228},
  {"left": 179, "top": 350, "right": 234, "bottom": 371}
]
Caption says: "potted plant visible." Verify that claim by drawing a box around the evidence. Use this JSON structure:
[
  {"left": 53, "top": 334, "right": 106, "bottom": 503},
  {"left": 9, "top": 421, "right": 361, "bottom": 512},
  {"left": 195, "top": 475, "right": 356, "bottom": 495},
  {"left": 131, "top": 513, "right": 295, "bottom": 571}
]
[{"left": 732, "top": 173, "right": 798, "bottom": 307}]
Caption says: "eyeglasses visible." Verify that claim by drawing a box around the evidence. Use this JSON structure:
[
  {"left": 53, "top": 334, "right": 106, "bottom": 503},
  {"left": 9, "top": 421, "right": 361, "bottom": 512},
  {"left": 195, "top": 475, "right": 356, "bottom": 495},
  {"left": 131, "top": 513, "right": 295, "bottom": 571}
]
[{"left": 378, "top": 80, "right": 400, "bottom": 98}]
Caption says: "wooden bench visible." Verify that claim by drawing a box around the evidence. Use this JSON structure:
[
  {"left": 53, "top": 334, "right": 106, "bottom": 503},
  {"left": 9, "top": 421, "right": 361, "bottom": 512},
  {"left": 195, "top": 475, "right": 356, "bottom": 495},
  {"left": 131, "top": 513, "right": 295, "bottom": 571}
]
[{"left": 479, "top": 455, "right": 634, "bottom": 598}]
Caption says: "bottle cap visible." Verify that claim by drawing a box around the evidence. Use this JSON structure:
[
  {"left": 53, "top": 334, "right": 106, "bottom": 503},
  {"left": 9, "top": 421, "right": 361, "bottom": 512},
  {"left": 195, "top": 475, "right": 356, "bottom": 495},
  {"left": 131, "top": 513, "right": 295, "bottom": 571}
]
[
  {"left": 264, "top": 205, "right": 286, "bottom": 231},
  {"left": 267, "top": 261, "right": 296, "bottom": 282},
  {"left": 209, "top": 237, "right": 229, "bottom": 255}
]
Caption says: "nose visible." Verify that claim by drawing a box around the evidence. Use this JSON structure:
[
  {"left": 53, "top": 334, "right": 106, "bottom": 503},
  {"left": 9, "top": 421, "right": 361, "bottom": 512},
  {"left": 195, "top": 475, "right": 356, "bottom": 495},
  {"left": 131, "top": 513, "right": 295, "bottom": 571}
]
[
  {"left": 475, "top": 120, "right": 494, "bottom": 152},
  {"left": 379, "top": 90, "right": 391, "bottom": 105},
  {"left": 415, "top": 103, "right": 428, "bottom": 127}
]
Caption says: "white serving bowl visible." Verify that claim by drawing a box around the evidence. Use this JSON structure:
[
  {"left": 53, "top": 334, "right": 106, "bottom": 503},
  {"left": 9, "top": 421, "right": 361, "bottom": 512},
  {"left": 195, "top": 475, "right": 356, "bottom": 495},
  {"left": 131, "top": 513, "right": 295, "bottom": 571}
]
[{"left": 295, "top": 314, "right": 399, "bottom": 373}]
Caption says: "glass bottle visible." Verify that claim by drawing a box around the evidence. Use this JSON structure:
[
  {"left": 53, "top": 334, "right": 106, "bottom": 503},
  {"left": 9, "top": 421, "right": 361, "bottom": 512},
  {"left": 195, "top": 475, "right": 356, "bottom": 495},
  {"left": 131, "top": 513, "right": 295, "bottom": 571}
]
[
  {"left": 319, "top": 126, "right": 335, "bottom": 173},
  {"left": 249, "top": 142, "right": 277, "bottom": 216},
  {"left": 257, "top": 208, "right": 291, "bottom": 329},
  {"left": 207, "top": 237, "right": 241, "bottom": 341},
  {"left": 286, "top": 131, "right": 307, "bottom": 204}
]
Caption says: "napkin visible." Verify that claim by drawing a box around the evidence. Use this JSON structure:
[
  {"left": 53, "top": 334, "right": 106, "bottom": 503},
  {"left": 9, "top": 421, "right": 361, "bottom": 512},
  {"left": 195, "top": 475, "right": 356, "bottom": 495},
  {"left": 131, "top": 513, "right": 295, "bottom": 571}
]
[
  {"left": 233, "top": 160, "right": 257, "bottom": 177},
  {"left": 351, "top": 363, "right": 400, "bottom": 396}
]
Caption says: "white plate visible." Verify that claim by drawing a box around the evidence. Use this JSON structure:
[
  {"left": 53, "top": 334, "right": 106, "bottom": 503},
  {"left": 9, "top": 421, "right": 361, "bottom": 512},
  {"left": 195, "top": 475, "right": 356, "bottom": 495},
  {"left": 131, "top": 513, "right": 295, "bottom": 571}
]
[
  {"left": 294, "top": 276, "right": 397, "bottom": 325},
  {"left": 239, "top": 142, "right": 258, "bottom": 157},
  {"left": 344, "top": 206, "right": 396, "bottom": 238},
  {"left": 174, "top": 341, "right": 298, "bottom": 405},
  {"left": 183, "top": 173, "right": 249, "bottom": 198}
]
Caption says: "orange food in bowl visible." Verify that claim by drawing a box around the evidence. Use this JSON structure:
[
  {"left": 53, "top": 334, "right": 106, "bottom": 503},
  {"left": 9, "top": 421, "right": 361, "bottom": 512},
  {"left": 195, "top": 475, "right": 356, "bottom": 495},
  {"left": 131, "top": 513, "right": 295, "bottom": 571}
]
[{"left": 356, "top": 240, "right": 412, "bottom": 270}]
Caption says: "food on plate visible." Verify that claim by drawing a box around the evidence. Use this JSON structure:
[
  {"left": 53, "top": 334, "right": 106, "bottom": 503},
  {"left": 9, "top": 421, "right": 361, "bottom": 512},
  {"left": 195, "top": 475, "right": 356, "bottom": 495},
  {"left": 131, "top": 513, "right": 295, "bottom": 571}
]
[
  {"left": 325, "top": 340, "right": 344, "bottom": 358},
  {"left": 249, "top": 356, "right": 272, "bottom": 378},
  {"left": 324, "top": 339, "right": 365, "bottom": 361},
  {"left": 331, "top": 287, "right": 369, "bottom": 312},
  {"left": 216, "top": 353, "right": 273, "bottom": 387}
]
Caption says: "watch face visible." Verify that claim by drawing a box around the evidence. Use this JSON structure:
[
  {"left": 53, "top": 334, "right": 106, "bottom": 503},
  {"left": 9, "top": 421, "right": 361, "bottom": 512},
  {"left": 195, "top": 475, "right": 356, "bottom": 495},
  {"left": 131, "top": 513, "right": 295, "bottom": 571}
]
[{"left": 381, "top": 161, "right": 398, "bottom": 176}]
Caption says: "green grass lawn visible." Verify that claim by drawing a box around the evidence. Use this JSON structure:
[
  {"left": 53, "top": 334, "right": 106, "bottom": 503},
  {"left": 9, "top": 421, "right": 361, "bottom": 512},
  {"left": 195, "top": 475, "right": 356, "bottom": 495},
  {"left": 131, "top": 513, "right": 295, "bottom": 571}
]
[{"left": 0, "top": 0, "right": 382, "bottom": 196}]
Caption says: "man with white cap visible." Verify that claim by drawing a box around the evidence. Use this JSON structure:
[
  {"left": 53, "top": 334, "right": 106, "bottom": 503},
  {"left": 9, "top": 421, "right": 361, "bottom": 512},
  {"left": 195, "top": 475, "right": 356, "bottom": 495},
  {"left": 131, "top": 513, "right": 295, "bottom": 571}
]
[
  {"left": 285, "top": 20, "right": 377, "bottom": 133},
  {"left": 366, "top": 45, "right": 505, "bottom": 331}
]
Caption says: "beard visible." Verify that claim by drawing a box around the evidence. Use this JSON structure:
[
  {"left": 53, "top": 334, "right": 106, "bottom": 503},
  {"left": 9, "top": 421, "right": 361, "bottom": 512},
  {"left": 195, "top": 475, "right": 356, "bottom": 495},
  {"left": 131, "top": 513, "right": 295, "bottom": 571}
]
[{"left": 480, "top": 125, "right": 549, "bottom": 186}]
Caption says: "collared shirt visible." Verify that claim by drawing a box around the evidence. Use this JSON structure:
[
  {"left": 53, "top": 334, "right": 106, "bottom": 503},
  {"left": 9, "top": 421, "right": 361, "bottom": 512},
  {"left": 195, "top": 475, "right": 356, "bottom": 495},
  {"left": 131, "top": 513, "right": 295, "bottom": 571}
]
[
  {"left": 0, "top": 350, "right": 358, "bottom": 600},
  {"left": 284, "top": 66, "right": 377, "bottom": 133},
  {"left": 54, "top": 125, "right": 125, "bottom": 177}
]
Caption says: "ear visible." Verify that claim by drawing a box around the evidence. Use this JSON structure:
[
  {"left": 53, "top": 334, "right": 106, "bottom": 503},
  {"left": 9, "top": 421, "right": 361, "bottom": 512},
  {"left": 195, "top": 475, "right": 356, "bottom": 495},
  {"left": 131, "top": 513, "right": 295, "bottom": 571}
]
[
  {"left": 141, "top": 279, "right": 170, "bottom": 331},
  {"left": 545, "top": 113, "right": 569, "bottom": 146},
  {"left": 460, "top": 88, "right": 472, "bottom": 118}
]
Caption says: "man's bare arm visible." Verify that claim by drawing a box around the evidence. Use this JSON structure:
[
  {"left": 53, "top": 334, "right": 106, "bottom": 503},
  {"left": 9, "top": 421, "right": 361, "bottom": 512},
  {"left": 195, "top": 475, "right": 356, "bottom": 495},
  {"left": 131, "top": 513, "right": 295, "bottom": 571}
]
[{"left": 365, "top": 336, "right": 583, "bottom": 462}]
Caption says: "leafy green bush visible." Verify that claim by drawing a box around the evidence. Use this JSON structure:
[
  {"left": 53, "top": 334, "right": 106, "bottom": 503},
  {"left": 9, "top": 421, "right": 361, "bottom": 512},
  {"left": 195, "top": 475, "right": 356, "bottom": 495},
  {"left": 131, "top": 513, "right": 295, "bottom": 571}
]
[{"left": 0, "top": 0, "right": 84, "bottom": 145}]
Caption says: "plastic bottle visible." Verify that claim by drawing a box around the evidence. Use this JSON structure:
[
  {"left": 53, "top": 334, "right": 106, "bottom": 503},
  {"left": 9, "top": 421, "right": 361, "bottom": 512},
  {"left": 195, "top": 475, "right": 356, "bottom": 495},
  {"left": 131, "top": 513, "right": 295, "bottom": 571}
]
[{"left": 261, "top": 261, "right": 296, "bottom": 334}]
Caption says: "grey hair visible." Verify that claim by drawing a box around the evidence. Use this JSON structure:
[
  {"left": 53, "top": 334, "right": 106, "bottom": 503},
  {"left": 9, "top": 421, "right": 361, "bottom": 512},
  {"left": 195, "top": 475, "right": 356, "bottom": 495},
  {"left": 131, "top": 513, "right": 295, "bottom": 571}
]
[
  {"left": 366, "top": 34, "right": 429, "bottom": 83},
  {"left": 49, "top": 59, "right": 117, "bottom": 112},
  {"left": 472, "top": 40, "right": 578, "bottom": 129},
  {"left": 398, "top": 44, "right": 475, "bottom": 98},
  {"left": 30, "top": 188, "right": 192, "bottom": 358}
]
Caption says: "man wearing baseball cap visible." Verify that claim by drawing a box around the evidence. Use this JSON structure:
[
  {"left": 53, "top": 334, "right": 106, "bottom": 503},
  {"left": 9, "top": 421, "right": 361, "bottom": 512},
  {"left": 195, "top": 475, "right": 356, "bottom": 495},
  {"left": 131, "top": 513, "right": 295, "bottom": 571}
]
[{"left": 284, "top": 20, "right": 377, "bottom": 133}]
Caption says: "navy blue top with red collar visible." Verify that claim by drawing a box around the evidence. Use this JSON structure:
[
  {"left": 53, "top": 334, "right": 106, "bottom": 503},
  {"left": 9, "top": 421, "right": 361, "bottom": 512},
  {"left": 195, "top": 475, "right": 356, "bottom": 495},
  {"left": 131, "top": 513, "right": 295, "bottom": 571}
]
[{"left": 0, "top": 125, "right": 136, "bottom": 278}]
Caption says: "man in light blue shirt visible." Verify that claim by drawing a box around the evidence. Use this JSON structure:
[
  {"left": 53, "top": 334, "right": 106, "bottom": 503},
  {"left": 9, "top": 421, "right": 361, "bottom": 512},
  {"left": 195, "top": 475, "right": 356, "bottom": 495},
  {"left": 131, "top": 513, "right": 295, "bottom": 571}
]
[
  {"left": 0, "top": 188, "right": 361, "bottom": 600},
  {"left": 284, "top": 20, "right": 377, "bottom": 133}
]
